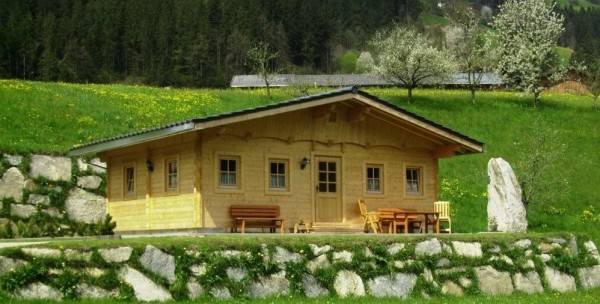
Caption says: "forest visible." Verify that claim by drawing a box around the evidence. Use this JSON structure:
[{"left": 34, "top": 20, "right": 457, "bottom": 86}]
[{"left": 1, "top": 0, "right": 599, "bottom": 87}]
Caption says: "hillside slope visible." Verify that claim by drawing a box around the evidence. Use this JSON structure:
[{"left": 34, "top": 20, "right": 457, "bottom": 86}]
[{"left": 1, "top": 80, "right": 599, "bottom": 241}]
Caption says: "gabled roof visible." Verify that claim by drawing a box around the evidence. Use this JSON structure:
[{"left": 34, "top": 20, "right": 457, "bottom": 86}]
[
  {"left": 230, "top": 73, "right": 502, "bottom": 88},
  {"left": 68, "top": 87, "right": 484, "bottom": 156}
]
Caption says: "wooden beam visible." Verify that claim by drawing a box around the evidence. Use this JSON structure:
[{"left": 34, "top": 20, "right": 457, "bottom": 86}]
[
  {"left": 312, "top": 104, "right": 337, "bottom": 119},
  {"left": 433, "top": 144, "right": 462, "bottom": 159},
  {"left": 348, "top": 106, "right": 370, "bottom": 123}
]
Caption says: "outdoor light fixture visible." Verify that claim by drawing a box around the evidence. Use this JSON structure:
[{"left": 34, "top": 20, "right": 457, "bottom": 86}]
[
  {"left": 146, "top": 160, "right": 154, "bottom": 172},
  {"left": 300, "top": 157, "right": 310, "bottom": 170}
]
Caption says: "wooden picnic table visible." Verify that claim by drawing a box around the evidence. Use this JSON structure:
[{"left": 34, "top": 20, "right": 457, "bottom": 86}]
[
  {"left": 393, "top": 210, "right": 440, "bottom": 234},
  {"left": 377, "top": 208, "right": 422, "bottom": 234}
]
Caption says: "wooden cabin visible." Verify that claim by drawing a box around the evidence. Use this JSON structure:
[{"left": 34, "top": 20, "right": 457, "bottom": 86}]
[{"left": 69, "top": 87, "right": 483, "bottom": 232}]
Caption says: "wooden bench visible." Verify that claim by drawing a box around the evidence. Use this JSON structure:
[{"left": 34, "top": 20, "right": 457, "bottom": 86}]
[{"left": 230, "top": 205, "right": 285, "bottom": 234}]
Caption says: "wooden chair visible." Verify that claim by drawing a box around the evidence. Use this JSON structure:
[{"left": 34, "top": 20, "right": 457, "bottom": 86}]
[
  {"left": 358, "top": 199, "right": 381, "bottom": 233},
  {"left": 434, "top": 201, "right": 451, "bottom": 233}
]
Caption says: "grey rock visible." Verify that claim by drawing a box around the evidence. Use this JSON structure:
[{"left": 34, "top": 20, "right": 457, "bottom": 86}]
[
  {"left": 578, "top": 265, "right": 600, "bottom": 290},
  {"left": 22, "top": 248, "right": 61, "bottom": 259},
  {"left": 436, "top": 267, "right": 468, "bottom": 276},
  {"left": 475, "top": 265, "right": 514, "bottom": 295},
  {"left": 489, "top": 245, "right": 501, "bottom": 253},
  {"left": 210, "top": 286, "right": 232, "bottom": 300},
  {"left": 423, "top": 268, "right": 434, "bottom": 283},
  {"left": 10, "top": 204, "right": 37, "bottom": 218},
  {"left": 437, "top": 258, "right": 451, "bottom": 267},
  {"left": 584, "top": 241, "right": 598, "bottom": 254},
  {"left": 119, "top": 265, "right": 172, "bottom": 302},
  {"left": 442, "top": 243, "right": 453, "bottom": 254},
  {"left": 333, "top": 250, "right": 352, "bottom": 263},
  {"left": 140, "top": 245, "right": 176, "bottom": 284},
  {"left": 29, "top": 155, "right": 72, "bottom": 181},
  {"left": 303, "top": 274, "right": 330, "bottom": 298},
  {"left": 65, "top": 188, "right": 106, "bottom": 224},
  {"left": 84, "top": 268, "right": 106, "bottom": 278},
  {"left": 16, "top": 282, "right": 62, "bottom": 300},
  {"left": 27, "top": 194, "right": 51, "bottom": 206},
  {"left": 487, "top": 158, "right": 527, "bottom": 232},
  {"left": 77, "top": 158, "right": 89, "bottom": 172},
  {"left": 42, "top": 207, "right": 63, "bottom": 219},
  {"left": 367, "top": 273, "right": 417, "bottom": 298},
  {"left": 442, "top": 281, "right": 464, "bottom": 296},
  {"left": 189, "top": 264, "right": 207, "bottom": 276},
  {"left": 89, "top": 158, "right": 107, "bottom": 174},
  {"left": 490, "top": 255, "right": 513, "bottom": 265},
  {"left": 247, "top": 270, "right": 290, "bottom": 299},
  {"left": 307, "top": 254, "right": 330, "bottom": 273},
  {"left": 523, "top": 259, "right": 535, "bottom": 269},
  {"left": 187, "top": 279, "right": 204, "bottom": 300},
  {"left": 309, "top": 244, "right": 332, "bottom": 256},
  {"left": 452, "top": 241, "right": 483, "bottom": 258},
  {"left": 538, "top": 243, "right": 560, "bottom": 253},
  {"left": 569, "top": 237, "right": 579, "bottom": 257},
  {"left": 99, "top": 247, "right": 133, "bottom": 263},
  {"left": 545, "top": 267, "right": 576, "bottom": 292},
  {"left": 48, "top": 268, "right": 63, "bottom": 275},
  {"left": 525, "top": 250, "right": 533, "bottom": 257},
  {"left": 0, "top": 167, "right": 26, "bottom": 202},
  {"left": 226, "top": 267, "right": 247, "bottom": 282},
  {"left": 334, "top": 270, "right": 365, "bottom": 298},
  {"left": 548, "top": 237, "right": 567, "bottom": 244},
  {"left": 514, "top": 239, "right": 532, "bottom": 249},
  {"left": 0, "top": 256, "right": 28, "bottom": 275},
  {"left": 64, "top": 249, "right": 92, "bottom": 262},
  {"left": 387, "top": 243, "right": 405, "bottom": 255},
  {"left": 77, "top": 175, "right": 103, "bottom": 189},
  {"left": 539, "top": 254, "right": 552, "bottom": 263},
  {"left": 415, "top": 238, "right": 442, "bottom": 256},
  {"left": 393, "top": 260, "right": 415, "bottom": 269},
  {"left": 214, "top": 250, "right": 251, "bottom": 259},
  {"left": 364, "top": 247, "right": 374, "bottom": 258},
  {"left": 459, "top": 277, "right": 472, "bottom": 288},
  {"left": 76, "top": 283, "right": 118, "bottom": 299},
  {"left": 514, "top": 271, "right": 544, "bottom": 294},
  {"left": 4, "top": 153, "right": 23, "bottom": 166},
  {"left": 273, "top": 247, "right": 302, "bottom": 268}
]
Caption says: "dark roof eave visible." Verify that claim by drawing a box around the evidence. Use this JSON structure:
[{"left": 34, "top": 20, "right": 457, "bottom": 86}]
[{"left": 68, "top": 121, "right": 195, "bottom": 156}]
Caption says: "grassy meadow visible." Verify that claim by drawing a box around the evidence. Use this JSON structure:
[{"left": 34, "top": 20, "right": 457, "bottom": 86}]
[{"left": 1, "top": 79, "right": 600, "bottom": 243}]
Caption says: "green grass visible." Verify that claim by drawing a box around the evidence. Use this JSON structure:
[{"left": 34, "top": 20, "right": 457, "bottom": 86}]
[
  {"left": 556, "top": 0, "right": 600, "bottom": 10},
  {"left": 557, "top": 46, "right": 574, "bottom": 67},
  {"left": 423, "top": 14, "right": 451, "bottom": 27},
  {"left": 1, "top": 80, "right": 600, "bottom": 244}
]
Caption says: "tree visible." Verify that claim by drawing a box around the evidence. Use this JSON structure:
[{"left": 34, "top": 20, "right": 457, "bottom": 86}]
[
  {"left": 492, "top": 0, "right": 565, "bottom": 107},
  {"left": 446, "top": 7, "right": 497, "bottom": 104},
  {"left": 576, "top": 59, "right": 600, "bottom": 111},
  {"left": 370, "top": 26, "right": 456, "bottom": 103},
  {"left": 247, "top": 41, "right": 280, "bottom": 99}
]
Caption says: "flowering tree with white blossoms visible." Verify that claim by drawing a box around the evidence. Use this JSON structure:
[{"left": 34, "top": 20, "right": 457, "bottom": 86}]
[
  {"left": 370, "top": 26, "right": 456, "bottom": 103},
  {"left": 492, "top": 0, "right": 565, "bottom": 107}
]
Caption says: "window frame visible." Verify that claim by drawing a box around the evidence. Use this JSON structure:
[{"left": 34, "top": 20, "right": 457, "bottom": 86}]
[
  {"left": 217, "top": 155, "right": 241, "bottom": 190},
  {"left": 164, "top": 156, "right": 179, "bottom": 193},
  {"left": 267, "top": 158, "right": 290, "bottom": 193},
  {"left": 404, "top": 165, "right": 424, "bottom": 196},
  {"left": 365, "top": 163, "right": 384, "bottom": 195},
  {"left": 123, "top": 163, "right": 136, "bottom": 198}
]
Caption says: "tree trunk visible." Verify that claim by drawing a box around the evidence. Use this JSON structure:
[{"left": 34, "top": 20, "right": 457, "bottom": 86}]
[
  {"left": 470, "top": 87, "right": 476, "bottom": 105},
  {"left": 594, "top": 95, "right": 599, "bottom": 111},
  {"left": 534, "top": 90, "right": 541, "bottom": 107},
  {"left": 407, "top": 86, "right": 413, "bottom": 103}
]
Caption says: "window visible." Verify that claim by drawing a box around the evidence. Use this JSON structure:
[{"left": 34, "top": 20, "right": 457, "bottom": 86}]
[
  {"left": 269, "top": 159, "right": 289, "bottom": 191},
  {"left": 219, "top": 157, "right": 239, "bottom": 188},
  {"left": 405, "top": 167, "right": 422, "bottom": 195},
  {"left": 124, "top": 165, "right": 135, "bottom": 196},
  {"left": 366, "top": 164, "right": 383, "bottom": 193},
  {"left": 166, "top": 158, "right": 178, "bottom": 192}
]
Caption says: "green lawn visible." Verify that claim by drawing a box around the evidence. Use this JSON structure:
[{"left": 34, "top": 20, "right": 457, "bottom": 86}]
[
  {"left": 556, "top": 0, "right": 600, "bottom": 10},
  {"left": 1, "top": 80, "right": 599, "bottom": 244}
]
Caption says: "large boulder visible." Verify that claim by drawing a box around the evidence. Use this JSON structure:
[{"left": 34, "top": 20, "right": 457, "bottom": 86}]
[
  {"left": 65, "top": 188, "right": 106, "bottom": 224},
  {"left": 334, "top": 270, "right": 365, "bottom": 298},
  {"left": 486, "top": 158, "right": 527, "bottom": 232},
  {"left": 366, "top": 273, "right": 417, "bottom": 298},
  {"left": 29, "top": 155, "right": 72, "bottom": 182},
  {"left": 10, "top": 204, "right": 37, "bottom": 218},
  {"left": 16, "top": 282, "right": 62, "bottom": 300},
  {"left": 77, "top": 176, "right": 103, "bottom": 189},
  {"left": 140, "top": 245, "right": 176, "bottom": 284},
  {"left": 475, "top": 265, "right": 514, "bottom": 295},
  {"left": 246, "top": 270, "right": 290, "bottom": 299},
  {"left": 119, "top": 266, "right": 172, "bottom": 302},
  {"left": 0, "top": 167, "right": 26, "bottom": 202}
]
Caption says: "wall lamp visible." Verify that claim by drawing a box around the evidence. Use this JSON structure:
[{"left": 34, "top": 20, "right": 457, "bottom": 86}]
[
  {"left": 300, "top": 157, "right": 310, "bottom": 170},
  {"left": 146, "top": 160, "right": 154, "bottom": 172}
]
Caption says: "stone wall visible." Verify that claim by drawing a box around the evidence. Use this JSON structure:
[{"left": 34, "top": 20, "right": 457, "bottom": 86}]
[
  {"left": 0, "top": 235, "right": 599, "bottom": 301},
  {"left": 0, "top": 153, "right": 112, "bottom": 238}
]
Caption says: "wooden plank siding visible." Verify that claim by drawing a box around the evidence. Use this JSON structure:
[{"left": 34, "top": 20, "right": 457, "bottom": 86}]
[{"left": 100, "top": 99, "right": 443, "bottom": 232}]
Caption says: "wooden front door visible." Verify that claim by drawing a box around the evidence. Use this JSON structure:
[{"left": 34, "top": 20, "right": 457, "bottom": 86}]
[{"left": 315, "top": 156, "right": 342, "bottom": 222}]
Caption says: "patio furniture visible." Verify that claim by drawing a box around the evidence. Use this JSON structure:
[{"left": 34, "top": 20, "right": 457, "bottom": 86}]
[
  {"left": 434, "top": 201, "right": 451, "bottom": 233},
  {"left": 393, "top": 210, "right": 440, "bottom": 234},
  {"left": 358, "top": 199, "right": 381, "bottom": 233},
  {"left": 230, "top": 205, "right": 285, "bottom": 234},
  {"left": 377, "top": 208, "right": 422, "bottom": 233}
]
